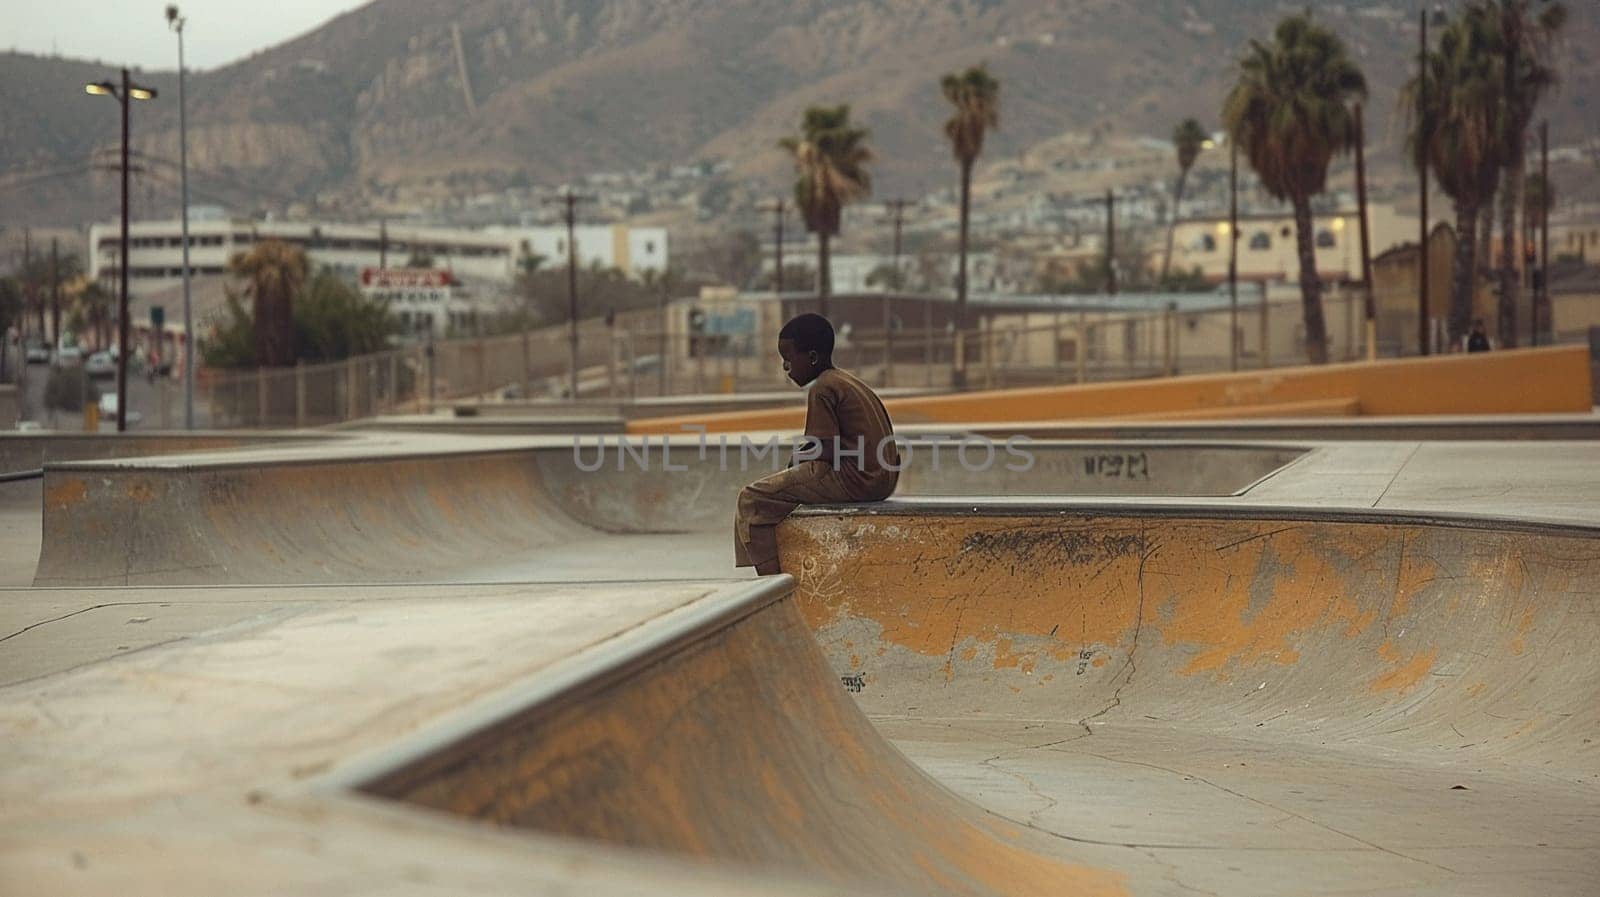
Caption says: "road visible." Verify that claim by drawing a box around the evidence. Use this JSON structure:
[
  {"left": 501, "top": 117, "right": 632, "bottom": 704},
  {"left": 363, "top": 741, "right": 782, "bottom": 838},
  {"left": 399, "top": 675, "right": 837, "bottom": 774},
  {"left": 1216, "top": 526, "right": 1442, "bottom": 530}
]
[{"left": 13, "top": 358, "right": 202, "bottom": 431}]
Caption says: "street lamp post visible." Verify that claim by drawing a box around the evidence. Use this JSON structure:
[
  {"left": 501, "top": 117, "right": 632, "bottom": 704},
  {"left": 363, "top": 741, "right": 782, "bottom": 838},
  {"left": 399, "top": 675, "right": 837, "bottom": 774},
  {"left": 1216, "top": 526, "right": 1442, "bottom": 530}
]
[
  {"left": 1417, "top": 7, "right": 1431, "bottom": 356},
  {"left": 166, "top": 5, "right": 193, "bottom": 429},
  {"left": 86, "top": 69, "right": 158, "bottom": 432}
]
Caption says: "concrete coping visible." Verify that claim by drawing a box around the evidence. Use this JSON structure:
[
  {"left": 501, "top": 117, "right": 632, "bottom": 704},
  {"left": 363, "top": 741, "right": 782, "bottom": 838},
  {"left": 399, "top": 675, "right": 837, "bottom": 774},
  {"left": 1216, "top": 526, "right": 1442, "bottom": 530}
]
[
  {"left": 322, "top": 574, "right": 794, "bottom": 797},
  {"left": 791, "top": 497, "right": 1600, "bottom": 539},
  {"left": 40, "top": 432, "right": 1315, "bottom": 474}
]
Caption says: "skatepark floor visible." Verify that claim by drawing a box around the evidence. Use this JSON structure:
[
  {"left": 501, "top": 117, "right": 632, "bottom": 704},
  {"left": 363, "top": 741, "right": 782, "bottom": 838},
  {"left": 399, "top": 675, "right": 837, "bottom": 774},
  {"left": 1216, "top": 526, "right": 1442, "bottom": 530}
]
[{"left": 2, "top": 427, "right": 1598, "bottom": 896}]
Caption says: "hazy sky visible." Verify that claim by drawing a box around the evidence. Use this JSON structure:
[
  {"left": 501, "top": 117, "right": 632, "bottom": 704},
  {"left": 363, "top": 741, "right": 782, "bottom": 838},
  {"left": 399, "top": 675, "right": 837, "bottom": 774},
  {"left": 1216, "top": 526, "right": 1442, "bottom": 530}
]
[{"left": 9, "top": 0, "right": 370, "bottom": 71}]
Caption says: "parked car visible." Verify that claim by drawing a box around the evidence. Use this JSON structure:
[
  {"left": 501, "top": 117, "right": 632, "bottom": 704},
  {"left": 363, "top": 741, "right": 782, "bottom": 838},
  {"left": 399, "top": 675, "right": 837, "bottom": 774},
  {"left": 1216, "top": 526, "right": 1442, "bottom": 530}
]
[
  {"left": 53, "top": 345, "right": 83, "bottom": 368},
  {"left": 85, "top": 351, "right": 116, "bottom": 379},
  {"left": 24, "top": 343, "right": 50, "bottom": 365},
  {"left": 97, "top": 392, "right": 142, "bottom": 426}
]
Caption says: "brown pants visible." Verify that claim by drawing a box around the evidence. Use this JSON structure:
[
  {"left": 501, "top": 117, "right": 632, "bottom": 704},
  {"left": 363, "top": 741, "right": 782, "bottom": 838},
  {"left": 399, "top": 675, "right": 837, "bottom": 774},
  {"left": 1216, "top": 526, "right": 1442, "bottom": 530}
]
[{"left": 734, "top": 461, "right": 897, "bottom": 570}]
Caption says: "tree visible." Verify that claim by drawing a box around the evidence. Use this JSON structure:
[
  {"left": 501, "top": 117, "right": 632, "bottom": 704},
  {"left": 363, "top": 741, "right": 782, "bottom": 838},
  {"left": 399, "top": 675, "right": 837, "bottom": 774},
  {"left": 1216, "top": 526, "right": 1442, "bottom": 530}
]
[
  {"left": 1486, "top": 0, "right": 1566, "bottom": 348},
  {"left": 0, "top": 277, "right": 23, "bottom": 373},
  {"left": 295, "top": 270, "right": 396, "bottom": 362},
  {"left": 202, "top": 270, "right": 395, "bottom": 368},
  {"left": 76, "top": 282, "right": 114, "bottom": 349},
  {"left": 229, "top": 240, "right": 308, "bottom": 368},
  {"left": 13, "top": 257, "right": 46, "bottom": 342},
  {"left": 1161, "top": 119, "right": 1211, "bottom": 282},
  {"left": 1222, "top": 13, "right": 1367, "bottom": 365},
  {"left": 44, "top": 253, "right": 83, "bottom": 350},
  {"left": 941, "top": 64, "right": 1000, "bottom": 374},
  {"left": 779, "top": 105, "right": 874, "bottom": 317},
  {"left": 1404, "top": 8, "right": 1502, "bottom": 346},
  {"left": 515, "top": 252, "right": 547, "bottom": 330}
]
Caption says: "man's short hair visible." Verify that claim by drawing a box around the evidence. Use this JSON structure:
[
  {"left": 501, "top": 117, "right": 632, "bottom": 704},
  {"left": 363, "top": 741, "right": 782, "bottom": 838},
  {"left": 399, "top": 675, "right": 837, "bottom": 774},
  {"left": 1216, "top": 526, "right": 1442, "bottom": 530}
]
[{"left": 779, "top": 313, "right": 835, "bottom": 356}]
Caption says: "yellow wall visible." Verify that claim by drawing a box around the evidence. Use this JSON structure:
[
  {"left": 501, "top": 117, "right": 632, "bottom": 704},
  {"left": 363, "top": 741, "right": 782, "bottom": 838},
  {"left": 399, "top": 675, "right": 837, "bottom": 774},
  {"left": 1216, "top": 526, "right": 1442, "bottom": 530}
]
[{"left": 627, "top": 345, "right": 1593, "bottom": 434}]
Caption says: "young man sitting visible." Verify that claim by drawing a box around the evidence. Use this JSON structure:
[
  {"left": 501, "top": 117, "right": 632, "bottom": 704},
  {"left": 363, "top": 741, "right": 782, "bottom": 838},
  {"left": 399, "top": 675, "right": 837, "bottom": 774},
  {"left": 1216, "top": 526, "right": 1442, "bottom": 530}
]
[{"left": 734, "top": 313, "right": 900, "bottom": 575}]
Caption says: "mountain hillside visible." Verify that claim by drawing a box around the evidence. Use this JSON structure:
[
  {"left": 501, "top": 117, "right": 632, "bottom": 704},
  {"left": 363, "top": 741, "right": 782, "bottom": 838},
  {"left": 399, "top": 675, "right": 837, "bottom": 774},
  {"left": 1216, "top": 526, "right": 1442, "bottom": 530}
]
[{"left": 3, "top": 0, "right": 1596, "bottom": 228}]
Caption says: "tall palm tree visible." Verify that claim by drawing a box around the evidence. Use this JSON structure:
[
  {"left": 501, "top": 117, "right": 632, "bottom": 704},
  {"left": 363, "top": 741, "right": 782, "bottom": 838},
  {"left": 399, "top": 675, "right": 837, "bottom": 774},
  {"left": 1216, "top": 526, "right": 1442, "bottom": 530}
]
[
  {"left": 1222, "top": 13, "right": 1367, "bottom": 365},
  {"left": 1487, "top": 0, "right": 1566, "bottom": 348},
  {"left": 779, "top": 105, "right": 874, "bottom": 317},
  {"left": 1161, "top": 119, "right": 1211, "bottom": 283},
  {"left": 940, "top": 64, "right": 1000, "bottom": 367},
  {"left": 229, "top": 239, "right": 307, "bottom": 367},
  {"left": 1404, "top": 8, "right": 1503, "bottom": 347}
]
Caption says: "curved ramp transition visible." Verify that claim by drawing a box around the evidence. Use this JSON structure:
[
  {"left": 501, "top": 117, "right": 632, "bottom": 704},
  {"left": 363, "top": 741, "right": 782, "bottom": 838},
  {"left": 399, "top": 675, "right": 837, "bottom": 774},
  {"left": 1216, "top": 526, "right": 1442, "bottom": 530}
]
[
  {"left": 349, "top": 583, "right": 1129, "bottom": 897},
  {"left": 775, "top": 506, "right": 1600, "bottom": 894}
]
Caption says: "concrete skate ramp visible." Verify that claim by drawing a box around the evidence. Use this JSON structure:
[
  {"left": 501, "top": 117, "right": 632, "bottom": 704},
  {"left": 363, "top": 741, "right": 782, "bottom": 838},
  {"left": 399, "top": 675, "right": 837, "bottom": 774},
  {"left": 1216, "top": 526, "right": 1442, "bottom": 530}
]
[
  {"left": 773, "top": 504, "right": 1600, "bottom": 893},
  {"left": 348, "top": 580, "right": 1129, "bottom": 897},
  {"left": 780, "top": 505, "right": 1600, "bottom": 766},
  {"left": 34, "top": 439, "right": 1302, "bottom": 586}
]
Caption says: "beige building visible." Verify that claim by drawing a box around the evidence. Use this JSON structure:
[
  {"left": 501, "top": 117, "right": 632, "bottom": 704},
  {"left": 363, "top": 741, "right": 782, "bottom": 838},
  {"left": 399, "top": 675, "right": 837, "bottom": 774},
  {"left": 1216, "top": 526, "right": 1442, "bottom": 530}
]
[
  {"left": 1370, "top": 224, "right": 1461, "bottom": 353},
  {"left": 1170, "top": 204, "right": 1417, "bottom": 285}
]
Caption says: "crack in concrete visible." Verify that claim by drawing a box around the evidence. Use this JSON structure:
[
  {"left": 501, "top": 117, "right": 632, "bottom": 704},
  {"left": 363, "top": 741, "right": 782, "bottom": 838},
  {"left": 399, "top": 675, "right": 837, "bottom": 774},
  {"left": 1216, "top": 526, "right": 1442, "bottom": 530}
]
[
  {"left": 1140, "top": 847, "right": 1226, "bottom": 897},
  {"left": 0, "top": 601, "right": 178, "bottom": 643},
  {"left": 1077, "top": 532, "right": 1154, "bottom": 736}
]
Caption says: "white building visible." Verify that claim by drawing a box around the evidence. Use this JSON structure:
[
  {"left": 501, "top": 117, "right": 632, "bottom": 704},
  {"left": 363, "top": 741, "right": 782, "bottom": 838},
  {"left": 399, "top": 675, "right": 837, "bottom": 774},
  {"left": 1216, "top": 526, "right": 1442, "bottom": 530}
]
[{"left": 88, "top": 215, "right": 669, "bottom": 300}]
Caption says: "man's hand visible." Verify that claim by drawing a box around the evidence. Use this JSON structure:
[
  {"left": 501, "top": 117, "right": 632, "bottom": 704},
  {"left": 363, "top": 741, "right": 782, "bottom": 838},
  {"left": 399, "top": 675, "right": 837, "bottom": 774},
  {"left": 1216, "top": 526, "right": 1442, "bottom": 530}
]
[{"left": 793, "top": 436, "right": 836, "bottom": 467}]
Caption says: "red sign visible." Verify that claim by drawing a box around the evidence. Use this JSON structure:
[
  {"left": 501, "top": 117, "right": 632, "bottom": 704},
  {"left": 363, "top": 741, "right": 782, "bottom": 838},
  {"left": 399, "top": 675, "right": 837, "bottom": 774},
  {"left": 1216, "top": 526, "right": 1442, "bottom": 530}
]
[{"left": 360, "top": 268, "right": 454, "bottom": 288}]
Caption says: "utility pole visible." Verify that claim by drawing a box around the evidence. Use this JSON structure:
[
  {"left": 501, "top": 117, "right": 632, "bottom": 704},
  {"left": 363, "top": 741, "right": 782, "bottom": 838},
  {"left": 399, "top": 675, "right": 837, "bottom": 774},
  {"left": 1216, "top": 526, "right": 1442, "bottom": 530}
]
[
  {"left": 546, "top": 190, "right": 590, "bottom": 399},
  {"left": 883, "top": 199, "right": 912, "bottom": 386},
  {"left": 763, "top": 199, "right": 786, "bottom": 296},
  {"left": 22, "top": 229, "right": 34, "bottom": 347},
  {"left": 1536, "top": 120, "right": 1550, "bottom": 345},
  {"left": 168, "top": 5, "right": 194, "bottom": 429},
  {"left": 50, "top": 239, "right": 60, "bottom": 356},
  {"left": 378, "top": 218, "right": 388, "bottom": 269},
  {"left": 118, "top": 70, "right": 133, "bottom": 429},
  {"left": 1502, "top": 0, "right": 1522, "bottom": 350},
  {"left": 1228, "top": 142, "right": 1239, "bottom": 371},
  {"left": 1417, "top": 7, "right": 1432, "bottom": 356},
  {"left": 885, "top": 199, "right": 911, "bottom": 291},
  {"left": 1354, "top": 102, "right": 1376, "bottom": 361},
  {"left": 1105, "top": 189, "right": 1117, "bottom": 295}
]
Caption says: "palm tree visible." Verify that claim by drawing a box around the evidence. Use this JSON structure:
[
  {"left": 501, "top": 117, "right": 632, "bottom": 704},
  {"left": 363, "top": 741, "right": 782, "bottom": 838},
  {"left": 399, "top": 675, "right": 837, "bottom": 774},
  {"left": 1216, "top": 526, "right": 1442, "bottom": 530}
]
[
  {"left": 1487, "top": 0, "right": 1566, "bottom": 348},
  {"left": 940, "top": 64, "right": 1000, "bottom": 368},
  {"left": 1161, "top": 119, "right": 1211, "bottom": 283},
  {"left": 228, "top": 240, "right": 307, "bottom": 367},
  {"left": 77, "top": 282, "right": 114, "bottom": 349},
  {"left": 1222, "top": 13, "right": 1367, "bottom": 365},
  {"left": 1404, "top": 8, "right": 1503, "bottom": 347},
  {"left": 779, "top": 105, "right": 874, "bottom": 317}
]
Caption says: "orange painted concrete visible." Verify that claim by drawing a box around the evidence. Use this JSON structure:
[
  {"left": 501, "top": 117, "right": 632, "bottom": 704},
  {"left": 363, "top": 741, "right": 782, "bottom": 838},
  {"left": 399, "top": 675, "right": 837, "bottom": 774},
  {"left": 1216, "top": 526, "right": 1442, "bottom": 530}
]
[
  {"left": 777, "top": 509, "right": 1600, "bottom": 773},
  {"left": 366, "top": 596, "right": 1129, "bottom": 897},
  {"left": 628, "top": 345, "right": 1592, "bottom": 434},
  {"left": 1107, "top": 396, "right": 1360, "bottom": 420}
]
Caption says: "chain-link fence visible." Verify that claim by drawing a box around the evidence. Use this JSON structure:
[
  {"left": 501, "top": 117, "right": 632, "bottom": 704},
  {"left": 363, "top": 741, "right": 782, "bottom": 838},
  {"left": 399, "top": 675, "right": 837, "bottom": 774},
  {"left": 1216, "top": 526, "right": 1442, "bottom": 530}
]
[{"left": 181, "top": 285, "right": 1596, "bottom": 428}]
